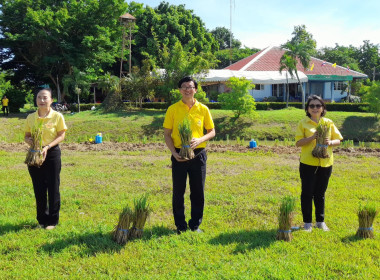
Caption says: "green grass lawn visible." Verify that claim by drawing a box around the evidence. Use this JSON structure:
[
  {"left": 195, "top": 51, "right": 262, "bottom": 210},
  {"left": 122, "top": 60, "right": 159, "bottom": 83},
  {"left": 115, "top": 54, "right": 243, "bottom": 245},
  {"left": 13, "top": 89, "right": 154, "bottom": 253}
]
[
  {"left": 0, "top": 148, "right": 379, "bottom": 279},
  {"left": 1, "top": 108, "right": 379, "bottom": 143}
]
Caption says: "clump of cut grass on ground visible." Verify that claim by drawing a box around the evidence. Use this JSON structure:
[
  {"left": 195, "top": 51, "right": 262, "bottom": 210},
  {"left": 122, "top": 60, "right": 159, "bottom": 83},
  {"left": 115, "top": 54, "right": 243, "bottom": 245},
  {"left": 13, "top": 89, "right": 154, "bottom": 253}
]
[
  {"left": 357, "top": 203, "right": 378, "bottom": 239},
  {"left": 130, "top": 195, "right": 150, "bottom": 239},
  {"left": 276, "top": 195, "right": 296, "bottom": 242},
  {"left": 113, "top": 206, "right": 133, "bottom": 245}
]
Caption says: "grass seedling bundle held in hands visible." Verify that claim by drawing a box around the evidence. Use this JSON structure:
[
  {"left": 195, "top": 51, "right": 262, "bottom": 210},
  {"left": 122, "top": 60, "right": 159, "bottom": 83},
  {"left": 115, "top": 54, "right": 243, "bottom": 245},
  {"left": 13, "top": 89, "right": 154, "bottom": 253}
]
[
  {"left": 276, "top": 196, "right": 296, "bottom": 242},
  {"left": 130, "top": 195, "right": 150, "bottom": 239},
  {"left": 113, "top": 206, "right": 133, "bottom": 245},
  {"left": 312, "top": 118, "right": 330, "bottom": 159},
  {"left": 178, "top": 117, "right": 194, "bottom": 160},
  {"left": 24, "top": 120, "right": 44, "bottom": 167},
  {"left": 356, "top": 203, "right": 378, "bottom": 239}
]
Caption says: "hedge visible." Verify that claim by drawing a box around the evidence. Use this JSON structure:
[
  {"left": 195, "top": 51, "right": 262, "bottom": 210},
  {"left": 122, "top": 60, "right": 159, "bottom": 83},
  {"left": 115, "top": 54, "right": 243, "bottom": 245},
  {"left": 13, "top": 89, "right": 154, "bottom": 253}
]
[
  {"left": 70, "top": 103, "right": 102, "bottom": 112},
  {"left": 71, "top": 102, "right": 369, "bottom": 112}
]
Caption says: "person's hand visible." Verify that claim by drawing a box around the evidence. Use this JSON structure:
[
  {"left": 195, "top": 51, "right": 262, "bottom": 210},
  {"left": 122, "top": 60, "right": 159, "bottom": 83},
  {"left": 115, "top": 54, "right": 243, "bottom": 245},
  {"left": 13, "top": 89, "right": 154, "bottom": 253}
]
[
  {"left": 311, "top": 131, "right": 318, "bottom": 140},
  {"left": 172, "top": 152, "right": 188, "bottom": 162},
  {"left": 42, "top": 146, "right": 49, "bottom": 161},
  {"left": 324, "top": 138, "right": 331, "bottom": 146},
  {"left": 190, "top": 138, "right": 202, "bottom": 149}
]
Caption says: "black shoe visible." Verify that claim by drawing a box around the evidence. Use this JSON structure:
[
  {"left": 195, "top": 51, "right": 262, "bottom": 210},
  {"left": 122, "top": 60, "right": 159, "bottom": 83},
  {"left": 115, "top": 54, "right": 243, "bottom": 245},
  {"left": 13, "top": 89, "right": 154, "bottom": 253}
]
[
  {"left": 191, "top": 228, "right": 203, "bottom": 233},
  {"left": 176, "top": 228, "right": 187, "bottom": 235}
]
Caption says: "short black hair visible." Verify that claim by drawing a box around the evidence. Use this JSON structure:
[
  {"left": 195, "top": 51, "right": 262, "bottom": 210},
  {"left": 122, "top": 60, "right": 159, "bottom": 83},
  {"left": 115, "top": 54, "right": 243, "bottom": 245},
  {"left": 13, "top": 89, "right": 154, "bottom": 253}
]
[
  {"left": 178, "top": 76, "right": 198, "bottom": 89},
  {"left": 37, "top": 87, "right": 53, "bottom": 98},
  {"left": 305, "top": 94, "right": 326, "bottom": 117}
]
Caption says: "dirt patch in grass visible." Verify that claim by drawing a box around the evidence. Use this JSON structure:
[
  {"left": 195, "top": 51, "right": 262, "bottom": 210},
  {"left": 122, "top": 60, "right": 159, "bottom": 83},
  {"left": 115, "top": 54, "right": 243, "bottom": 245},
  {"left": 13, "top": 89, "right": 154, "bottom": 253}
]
[{"left": 1, "top": 142, "right": 379, "bottom": 157}]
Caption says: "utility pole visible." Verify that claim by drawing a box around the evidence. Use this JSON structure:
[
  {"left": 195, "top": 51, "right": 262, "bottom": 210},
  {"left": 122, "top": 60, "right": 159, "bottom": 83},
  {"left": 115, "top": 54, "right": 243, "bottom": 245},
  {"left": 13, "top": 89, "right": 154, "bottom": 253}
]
[{"left": 229, "top": 0, "right": 233, "bottom": 65}]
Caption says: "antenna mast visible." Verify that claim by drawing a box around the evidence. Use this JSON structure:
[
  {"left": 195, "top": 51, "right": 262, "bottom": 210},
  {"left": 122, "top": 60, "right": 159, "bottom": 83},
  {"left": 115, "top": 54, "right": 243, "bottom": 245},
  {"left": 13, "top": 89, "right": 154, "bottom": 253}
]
[{"left": 229, "top": 0, "right": 232, "bottom": 65}]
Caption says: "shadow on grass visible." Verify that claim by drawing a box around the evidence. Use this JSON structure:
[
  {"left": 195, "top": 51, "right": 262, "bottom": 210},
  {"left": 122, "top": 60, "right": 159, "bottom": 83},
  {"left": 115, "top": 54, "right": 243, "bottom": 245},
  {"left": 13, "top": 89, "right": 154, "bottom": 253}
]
[
  {"left": 0, "top": 221, "right": 34, "bottom": 236},
  {"left": 209, "top": 229, "right": 277, "bottom": 254},
  {"left": 341, "top": 234, "right": 363, "bottom": 243},
  {"left": 341, "top": 116, "right": 379, "bottom": 141},
  {"left": 213, "top": 116, "right": 253, "bottom": 139},
  {"left": 39, "top": 225, "right": 174, "bottom": 256},
  {"left": 141, "top": 115, "right": 165, "bottom": 136}
]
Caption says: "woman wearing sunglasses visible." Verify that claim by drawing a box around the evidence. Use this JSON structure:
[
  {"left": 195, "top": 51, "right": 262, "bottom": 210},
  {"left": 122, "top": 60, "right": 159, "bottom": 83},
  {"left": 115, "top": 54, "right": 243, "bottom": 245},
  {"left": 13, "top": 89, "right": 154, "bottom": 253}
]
[{"left": 295, "top": 95, "right": 343, "bottom": 232}]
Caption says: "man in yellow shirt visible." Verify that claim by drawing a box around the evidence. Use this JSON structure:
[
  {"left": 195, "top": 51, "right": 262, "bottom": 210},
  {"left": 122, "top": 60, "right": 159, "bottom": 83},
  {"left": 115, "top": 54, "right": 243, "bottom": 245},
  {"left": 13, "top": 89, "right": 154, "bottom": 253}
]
[
  {"left": 2, "top": 95, "right": 9, "bottom": 116},
  {"left": 163, "top": 77, "right": 215, "bottom": 234}
]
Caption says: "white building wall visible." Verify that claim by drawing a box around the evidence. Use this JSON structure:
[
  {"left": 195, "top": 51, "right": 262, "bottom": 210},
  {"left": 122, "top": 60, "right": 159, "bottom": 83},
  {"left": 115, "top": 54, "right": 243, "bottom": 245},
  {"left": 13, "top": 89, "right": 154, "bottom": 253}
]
[{"left": 249, "top": 84, "right": 271, "bottom": 101}]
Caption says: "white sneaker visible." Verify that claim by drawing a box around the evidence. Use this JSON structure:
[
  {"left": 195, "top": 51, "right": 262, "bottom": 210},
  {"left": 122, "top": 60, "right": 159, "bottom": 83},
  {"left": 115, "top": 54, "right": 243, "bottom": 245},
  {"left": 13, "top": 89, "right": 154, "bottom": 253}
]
[
  {"left": 303, "top": 223, "right": 313, "bottom": 232},
  {"left": 316, "top": 222, "right": 329, "bottom": 231},
  {"left": 45, "top": 225, "right": 56, "bottom": 230}
]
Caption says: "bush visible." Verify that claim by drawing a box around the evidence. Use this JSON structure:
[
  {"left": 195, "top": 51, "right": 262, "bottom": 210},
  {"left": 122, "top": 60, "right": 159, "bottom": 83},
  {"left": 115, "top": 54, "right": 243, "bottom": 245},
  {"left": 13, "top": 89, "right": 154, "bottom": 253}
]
[
  {"left": 6, "top": 87, "right": 31, "bottom": 113},
  {"left": 70, "top": 103, "right": 102, "bottom": 112}
]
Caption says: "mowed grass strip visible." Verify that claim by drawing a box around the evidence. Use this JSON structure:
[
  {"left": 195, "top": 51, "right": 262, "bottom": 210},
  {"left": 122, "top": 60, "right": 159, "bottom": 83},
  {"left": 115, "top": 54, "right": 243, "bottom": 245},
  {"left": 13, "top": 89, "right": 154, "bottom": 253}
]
[
  {"left": 1, "top": 108, "right": 379, "bottom": 143},
  {"left": 0, "top": 149, "right": 379, "bottom": 279}
]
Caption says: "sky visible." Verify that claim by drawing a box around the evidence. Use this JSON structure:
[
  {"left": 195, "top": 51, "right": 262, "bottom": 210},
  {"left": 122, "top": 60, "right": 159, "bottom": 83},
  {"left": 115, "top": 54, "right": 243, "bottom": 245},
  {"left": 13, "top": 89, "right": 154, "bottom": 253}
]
[{"left": 135, "top": 0, "right": 380, "bottom": 50}]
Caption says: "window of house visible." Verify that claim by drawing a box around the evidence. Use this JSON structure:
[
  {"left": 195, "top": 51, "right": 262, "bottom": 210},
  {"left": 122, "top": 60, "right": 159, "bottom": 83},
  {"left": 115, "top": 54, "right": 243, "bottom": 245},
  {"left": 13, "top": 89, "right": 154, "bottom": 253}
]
[
  {"left": 334, "top": 82, "right": 345, "bottom": 91},
  {"left": 253, "top": 84, "right": 264, "bottom": 90}
]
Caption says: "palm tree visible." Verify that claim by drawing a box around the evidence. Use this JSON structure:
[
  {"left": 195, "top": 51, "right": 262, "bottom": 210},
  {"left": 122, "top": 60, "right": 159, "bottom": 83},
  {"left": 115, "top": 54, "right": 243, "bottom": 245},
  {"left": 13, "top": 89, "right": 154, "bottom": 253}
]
[
  {"left": 279, "top": 53, "right": 297, "bottom": 108},
  {"left": 281, "top": 25, "right": 316, "bottom": 109}
]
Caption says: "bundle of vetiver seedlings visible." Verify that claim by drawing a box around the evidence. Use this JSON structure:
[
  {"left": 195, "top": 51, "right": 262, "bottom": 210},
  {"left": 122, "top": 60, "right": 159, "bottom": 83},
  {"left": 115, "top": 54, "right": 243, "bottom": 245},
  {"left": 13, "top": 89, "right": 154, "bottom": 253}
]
[
  {"left": 178, "top": 117, "right": 194, "bottom": 160},
  {"left": 130, "top": 195, "right": 151, "bottom": 239},
  {"left": 312, "top": 118, "right": 330, "bottom": 158},
  {"left": 276, "top": 196, "right": 296, "bottom": 242},
  {"left": 356, "top": 203, "right": 378, "bottom": 239},
  {"left": 113, "top": 206, "right": 133, "bottom": 245},
  {"left": 24, "top": 120, "right": 45, "bottom": 167}
]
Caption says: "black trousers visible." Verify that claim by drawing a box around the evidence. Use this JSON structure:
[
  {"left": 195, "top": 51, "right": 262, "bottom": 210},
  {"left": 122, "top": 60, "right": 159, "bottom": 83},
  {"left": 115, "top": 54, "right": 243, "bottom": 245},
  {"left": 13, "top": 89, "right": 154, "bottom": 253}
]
[
  {"left": 171, "top": 149, "right": 207, "bottom": 231},
  {"left": 3, "top": 106, "right": 9, "bottom": 116},
  {"left": 299, "top": 162, "right": 332, "bottom": 223},
  {"left": 28, "top": 145, "right": 61, "bottom": 226}
]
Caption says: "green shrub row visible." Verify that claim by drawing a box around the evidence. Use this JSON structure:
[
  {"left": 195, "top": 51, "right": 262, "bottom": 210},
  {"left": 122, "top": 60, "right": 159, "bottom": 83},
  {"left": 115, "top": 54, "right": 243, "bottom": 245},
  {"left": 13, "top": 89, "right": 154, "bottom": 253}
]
[
  {"left": 70, "top": 103, "right": 101, "bottom": 112},
  {"left": 72, "top": 102, "right": 369, "bottom": 112}
]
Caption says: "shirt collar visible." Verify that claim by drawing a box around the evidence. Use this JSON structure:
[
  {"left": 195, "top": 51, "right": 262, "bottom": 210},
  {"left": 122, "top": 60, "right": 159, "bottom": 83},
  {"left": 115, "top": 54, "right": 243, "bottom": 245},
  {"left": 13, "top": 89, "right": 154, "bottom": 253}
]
[
  {"left": 180, "top": 99, "right": 199, "bottom": 108},
  {"left": 35, "top": 108, "right": 54, "bottom": 119}
]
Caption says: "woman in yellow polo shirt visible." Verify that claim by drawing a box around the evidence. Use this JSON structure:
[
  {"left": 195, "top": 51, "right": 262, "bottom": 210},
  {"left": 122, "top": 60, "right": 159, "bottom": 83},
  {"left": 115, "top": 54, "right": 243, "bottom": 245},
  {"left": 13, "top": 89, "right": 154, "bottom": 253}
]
[
  {"left": 295, "top": 95, "right": 343, "bottom": 232},
  {"left": 25, "top": 88, "right": 67, "bottom": 230}
]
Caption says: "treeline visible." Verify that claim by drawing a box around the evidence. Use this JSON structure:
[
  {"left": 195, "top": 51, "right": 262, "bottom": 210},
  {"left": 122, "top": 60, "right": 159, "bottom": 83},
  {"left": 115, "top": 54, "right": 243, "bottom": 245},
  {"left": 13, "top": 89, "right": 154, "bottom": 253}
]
[{"left": 0, "top": 1, "right": 379, "bottom": 111}]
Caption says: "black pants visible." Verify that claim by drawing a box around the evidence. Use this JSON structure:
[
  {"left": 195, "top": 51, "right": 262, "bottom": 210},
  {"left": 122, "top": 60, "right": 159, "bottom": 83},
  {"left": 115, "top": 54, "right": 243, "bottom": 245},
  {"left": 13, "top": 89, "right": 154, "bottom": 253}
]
[
  {"left": 299, "top": 162, "right": 332, "bottom": 223},
  {"left": 3, "top": 106, "right": 9, "bottom": 116},
  {"left": 171, "top": 149, "right": 207, "bottom": 231},
  {"left": 28, "top": 145, "right": 61, "bottom": 226}
]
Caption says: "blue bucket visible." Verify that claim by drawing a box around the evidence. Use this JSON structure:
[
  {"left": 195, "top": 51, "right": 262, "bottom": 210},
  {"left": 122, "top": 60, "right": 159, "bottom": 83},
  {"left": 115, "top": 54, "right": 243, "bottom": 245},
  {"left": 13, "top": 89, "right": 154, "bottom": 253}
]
[
  {"left": 249, "top": 139, "right": 257, "bottom": 148},
  {"left": 95, "top": 133, "right": 102, "bottom": 144}
]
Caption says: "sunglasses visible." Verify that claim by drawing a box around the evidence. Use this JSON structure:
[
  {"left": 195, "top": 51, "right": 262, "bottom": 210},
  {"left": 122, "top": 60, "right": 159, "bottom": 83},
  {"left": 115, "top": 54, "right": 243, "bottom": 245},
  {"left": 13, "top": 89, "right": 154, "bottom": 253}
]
[{"left": 308, "top": 104, "right": 322, "bottom": 109}]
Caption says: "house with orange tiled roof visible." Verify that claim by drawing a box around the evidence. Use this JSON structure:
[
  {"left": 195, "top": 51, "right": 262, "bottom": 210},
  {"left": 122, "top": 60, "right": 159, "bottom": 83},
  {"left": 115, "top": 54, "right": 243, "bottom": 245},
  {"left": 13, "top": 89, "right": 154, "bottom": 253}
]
[{"left": 202, "top": 46, "right": 367, "bottom": 102}]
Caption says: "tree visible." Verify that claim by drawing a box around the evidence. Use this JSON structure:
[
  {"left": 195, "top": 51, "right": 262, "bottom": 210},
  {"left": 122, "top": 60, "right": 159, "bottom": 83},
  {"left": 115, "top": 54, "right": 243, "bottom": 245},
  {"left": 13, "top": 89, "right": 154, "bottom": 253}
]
[
  {"left": 122, "top": 59, "right": 159, "bottom": 108},
  {"left": 218, "top": 77, "right": 255, "bottom": 118},
  {"left": 0, "top": 0, "right": 128, "bottom": 98},
  {"left": 281, "top": 25, "right": 316, "bottom": 109},
  {"left": 210, "top": 27, "right": 241, "bottom": 50},
  {"left": 215, "top": 47, "right": 260, "bottom": 69},
  {"left": 156, "top": 41, "right": 217, "bottom": 104},
  {"left": 357, "top": 41, "right": 380, "bottom": 80},
  {"left": 317, "top": 44, "right": 361, "bottom": 72},
  {"left": 131, "top": 1, "right": 218, "bottom": 67},
  {"left": 364, "top": 81, "right": 380, "bottom": 119},
  {"left": 279, "top": 54, "right": 297, "bottom": 108},
  {"left": 97, "top": 73, "right": 122, "bottom": 112}
]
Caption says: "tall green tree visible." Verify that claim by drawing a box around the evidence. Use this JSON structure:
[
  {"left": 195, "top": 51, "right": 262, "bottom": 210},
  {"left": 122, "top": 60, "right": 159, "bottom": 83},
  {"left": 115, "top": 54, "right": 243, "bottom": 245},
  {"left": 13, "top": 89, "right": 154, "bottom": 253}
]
[
  {"left": 210, "top": 26, "right": 241, "bottom": 50},
  {"left": 131, "top": 1, "right": 218, "bottom": 67},
  {"left": 357, "top": 40, "right": 379, "bottom": 81},
  {"left": 317, "top": 44, "right": 361, "bottom": 72},
  {"left": 218, "top": 77, "right": 256, "bottom": 118},
  {"left": 157, "top": 41, "right": 216, "bottom": 104},
  {"left": 364, "top": 81, "right": 380, "bottom": 119},
  {"left": 279, "top": 54, "right": 297, "bottom": 108},
  {"left": 215, "top": 47, "right": 260, "bottom": 69},
  {"left": 0, "top": 0, "right": 128, "bottom": 99},
  {"left": 281, "top": 25, "right": 316, "bottom": 109}
]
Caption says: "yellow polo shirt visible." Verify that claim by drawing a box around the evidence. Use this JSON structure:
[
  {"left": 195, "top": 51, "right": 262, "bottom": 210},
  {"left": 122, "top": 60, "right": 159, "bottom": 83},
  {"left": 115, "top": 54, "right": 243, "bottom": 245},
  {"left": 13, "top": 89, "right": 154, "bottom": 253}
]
[
  {"left": 163, "top": 99, "right": 214, "bottom": 149},
  {"left": 295, "top": 116, "right": 343, "bottom": 167},
  {"left": 2, "top": 98, "right": 9, "bottom": 106},
  {"left": 25, "top": 109, "right": 67, "bottom": 146}
]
